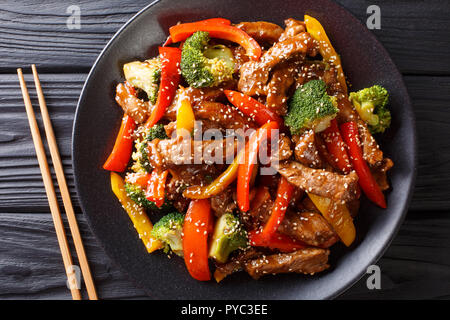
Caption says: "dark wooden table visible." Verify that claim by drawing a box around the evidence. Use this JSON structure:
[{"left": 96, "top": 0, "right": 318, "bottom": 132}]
[{"left": 1, "top": 0, "right": 449, "bottom": 300}]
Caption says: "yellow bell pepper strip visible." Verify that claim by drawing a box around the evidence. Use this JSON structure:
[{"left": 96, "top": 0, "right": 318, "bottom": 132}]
[
  {"left": 183, "top": 153, "right": 241, "bottom": 199},
  {"left": 110, "top": 172, "right": 163, "bottom": 253},
  {"left": 145, "top": 47, "right": 182, "bottom": 128},
  {"left": 308, "top": 193, "right": 355, "bottom": 247},
  {"left": 304, "top": 15, "right": 348, "bottom": 94},
  {"left": 103, "top": 115, "right": 136, "bottom": 172},
  {"left": 176, "top": 91, "right": 195, "bottom": 136},
  {"left": 237, "top": 121, "right": 279, "bottom": 212}
]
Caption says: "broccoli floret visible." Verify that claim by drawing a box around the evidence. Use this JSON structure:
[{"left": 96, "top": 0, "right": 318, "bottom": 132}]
[
  {"left": 123, "top": 58, "right": 161, "bottom": 104},
  {"left": 131, "top": 124, "right": 168, "bottom": 173},
  {"left": 151, "top": 212, "right": 185, "bottom": 256},
  {"left": 145, "top": 123, "right": 168, "bottom": 141},
  {"left": 124, "top": 183, "right": 173, "bottom": 212},
  {"left": 209, "top": 213, "right": 248, "bottom": 263},
  {"left": 284, "top": 80, "right": 338, "bottom": 135},
  {"left": 181, "top": 31, "right": 235, "bottom": 88},
  {"left": 349, "top": 85, "right": 391, "bottom": 134}
]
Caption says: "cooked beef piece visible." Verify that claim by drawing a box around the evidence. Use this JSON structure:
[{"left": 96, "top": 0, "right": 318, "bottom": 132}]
[
  {"left": 293, "top": 130, "right": 324, "bottom": 168},
  {"left": 278, "top": 211, "right": 338, "bottom": 248},
  {"left": 235, "top": 21, "right": 284, "bottom": 45},
  {"left": 232, "top": 46, "right": 251, "bottom": 73},
  {"left": 269, "top": 134, "right": 293, "bottom": 164},
  {"left": 211, "top": 188, "right": 237, "bottom": 217},
  {"left": 276, "top": 160, "right": 359, "bottom": 202},
  {"left": 166, "top": 164, "right": 219, "bottom": 212},
  {"left": 371, "top": 157, "right": 394, "bottom": 191},
  {"left": 214, "top": 248, "right": 264, "bottom": 282},
  {"left": 238, "top": 32, "right": 316, "bottom": 96},
  {"left": 357, "top": 120, "right": 384, "bottom": 166},
  {"left": 279, "top": 18, "right": 306, "bottom": 41},
  {"left": 249, "top": 193, "right": 337, "bottom": 247},
  {"left": 265, "top": 62, "right": 299, "bottom": 115},
  {"left": 244, "top": 248, "right": 330, "bottom": 279},
  {"left": 184, "top": 81, "right": 237, "bottom": 106},
  {"left": 314, "top": 133, "right": 338, "bottom": 172},
  {"left": 165, "top": 100, "right": 256, "bottom": 131},
  {"left": 146, "top": 137, "right": 237, "bottom": 170},
  {"left": 115, "top": 83, "right": 150, "bottom": 123},
  {"left": 346, "top": 199, "right": 361, "bottom": 218}
]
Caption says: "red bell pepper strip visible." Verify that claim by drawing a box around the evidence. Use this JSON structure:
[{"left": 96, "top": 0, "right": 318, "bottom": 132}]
[
  {"left": 237, "top": 121, "right": 279, "bottom": 212},
  {"left": 260, "top": 176, "right": 295, "bottom": 239},
  {"left": 322, "top": 119, "right": 352, "bottom": 174},
  {"left": 103, "top": 115, "right": 136, "bottom": 172},
  {"left": 248, "top": 230, "right": 305, "bottom": 252},
  {"left": 340, "top": 121, "right": 386, "bottom": 208},
  {"left": 224, "top": 90, "right": 284, "bottom": 127},
  {"left": 163, "top": 18, "right": 231, "bottom": 47},
  {"left": 169, "top": 22, "right": 262, "bottom": 60},
  {"left": 183, "top": 199, "right": 212, "bottom": 281},
  {"left": 145, "top": 170, "right": 169, "bottom": 208},
  {"left": 145, "top": 47, "right": 182, "bottom": 128},
  {"left": 125, "top": 172, "right": 151, "bottom": 187}
]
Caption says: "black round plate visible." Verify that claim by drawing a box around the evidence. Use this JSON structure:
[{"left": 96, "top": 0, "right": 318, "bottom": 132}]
[{"left": 73, "top": 0, "right": 416, "bottom": 299}]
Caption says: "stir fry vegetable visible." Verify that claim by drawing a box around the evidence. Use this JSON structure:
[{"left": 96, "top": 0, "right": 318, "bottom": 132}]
[
  {"left": 103, "top": 115, "right": 136, "bottom": 172},
  {"left": 340, "top": 121, "right": 387, "bottom": 208},
  {"left": 110, "top": 172, "right": 163, "bottom": 253},
  {"left": 183, "top": 199, "right": 212, "bottom": 281}
]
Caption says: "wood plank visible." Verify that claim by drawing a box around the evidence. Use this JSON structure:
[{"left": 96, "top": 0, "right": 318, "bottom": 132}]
[
  {"left": 0, "top": 73, "right": 448, "bottom": 211},
  {"left": 0, "top": 213, "right": 148, "bottom": 299},
  {"left": 0, "top": 211, "right": 448, "bottom": 299},
  {"left": 0, "top": 0, "right": 449, "bottom": 74}
]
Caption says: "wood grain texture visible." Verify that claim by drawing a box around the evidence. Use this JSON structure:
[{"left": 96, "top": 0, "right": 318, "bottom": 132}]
[
  {"left": 0, "top": 74, "right": 448, "bottom": 211},
  {"left": 0, "top": 212, "right": 448, "bottom": 299},
  {"left": 0, "top": 0, "right": 449, "bottom": 74}
]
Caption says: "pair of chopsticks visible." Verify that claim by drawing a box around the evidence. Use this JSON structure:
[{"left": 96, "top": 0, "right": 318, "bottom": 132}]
[{"left": 17, "top": 65, "right": 98, "bottom": 300}]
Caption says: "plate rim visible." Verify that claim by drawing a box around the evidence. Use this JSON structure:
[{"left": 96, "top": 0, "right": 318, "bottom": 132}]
[{"left": 72, "top": 0, "right": 417, "bottom": 299}]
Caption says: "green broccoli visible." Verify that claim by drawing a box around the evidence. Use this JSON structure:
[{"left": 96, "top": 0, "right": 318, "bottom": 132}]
[
  {"left": 284, "top": 79, "right": 338, "bottom": 135},
  {"left": 209, "top": 213, "right": 248, "bottom": 263},
  {"left": 151, "top": 212, "right": 185, "bottom": 256},
  {"left": 349, "top": 85, "right": 391, "bottom": 134},
  {"left": 124, "top": 182, "right": 173, "bottom": 212},
  {"left": 181, "top": 31, "right": 235, "bottom": 88},
  {"left": 131, "top": 124, "right": 168, "bottom": 173},
  {"left": 123, "top": 58, "right": 161, "bottom": 104}
]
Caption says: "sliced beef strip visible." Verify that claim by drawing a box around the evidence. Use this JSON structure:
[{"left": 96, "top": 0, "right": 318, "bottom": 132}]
[
  {"left": 214, "top": 248, "right": 264, "bottom": 282},
  {"left": 238, "top": 32, "right": 316, "bottom": 96},
  {"left": 115, "top": 83, "right": 150, "bottom": 124},
  {"left": 249, "top": 194, "right": 337, "bottom": 248},
  {"left": 357, "top": 120, "right": 384, "bottom": 166},
  {"left": 232, "top": 46, "right": 251, "bottom": 73},
  {"left": 279, "top": 18, "right": 306, "bottom": 42},
  {"left": 276, "top": 160, "right": 359, "bottom": 202},
  {"left": 265, "top": 61, "right": 299, "bottom": 115},
  {"left": 244, "top": 248, "right": 330, "bottom": 279},
  {"left": 269, "top": 134, "right": 293, "bottom": 164},
  {"left": 166, "top": 164, "right": 219, "bottom": 212},
  {"left": 293, "top": 130, "right": 324, "bottom": 168},
  {"left": 371, "top": 157, "right": 394, "bottom": 191},
  {"left": 235, "top": 21, "right": 284, "bottom": 45},
  {"left": 211, "top": 187, "right": 237, "bottom": 217},
  {"left": 147, "top": 137, "right": 237, "bottom": 170}
]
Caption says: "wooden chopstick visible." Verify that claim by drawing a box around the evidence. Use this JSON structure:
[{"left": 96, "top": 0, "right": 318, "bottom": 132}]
[
  {"left": 17, "top": 68, "right": 82, "bottom": 300},
  {"left": 30, "top": 65, "right": 98, "bottom": 300}
]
